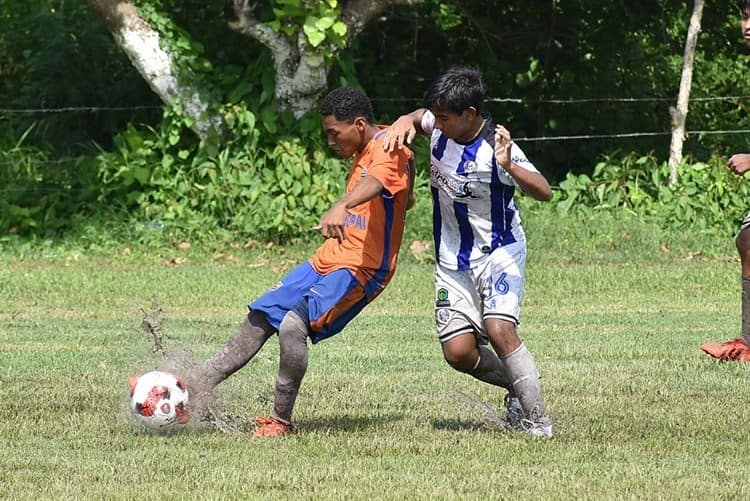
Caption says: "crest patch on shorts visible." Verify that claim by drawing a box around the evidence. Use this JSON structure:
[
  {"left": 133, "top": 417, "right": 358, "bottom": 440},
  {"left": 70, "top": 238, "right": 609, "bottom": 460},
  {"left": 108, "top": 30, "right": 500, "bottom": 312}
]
[
  {"left": 436, "top": 308, "right": 452, "bottom": 325},
  {"left": 436, "top": 288, "right": 451, "bottom": 307}
]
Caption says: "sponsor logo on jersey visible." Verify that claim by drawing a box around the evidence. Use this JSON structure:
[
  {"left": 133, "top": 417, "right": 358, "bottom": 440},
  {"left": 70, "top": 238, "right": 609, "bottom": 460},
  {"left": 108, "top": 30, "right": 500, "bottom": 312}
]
[
  {"left": 360, "top": 167, "right": 368, "bottom": 179},
  {"left": 344, "top": 213, "right": 367, "bottom": 230},
  {"left": 511, "top": 154, "right": 529, "bottom": 166},
  {"left": 431, "top": 164, "right": 480, "bottom": 199},
  {"left": 436, "top": 287, "right": 451, "bottom": 307},
  {"left": 270, "top": 280, "right": 283, "bottom": 291}
]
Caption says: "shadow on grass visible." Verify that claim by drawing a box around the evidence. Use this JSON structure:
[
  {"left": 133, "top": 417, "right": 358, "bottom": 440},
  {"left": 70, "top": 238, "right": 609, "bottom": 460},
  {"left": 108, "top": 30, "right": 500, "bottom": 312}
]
[
  {"left": 299, "top": 413, "right": 406, "bottom": 433},
  {"left": 431, "top": 418, "right": 489, "bottom": 432}
]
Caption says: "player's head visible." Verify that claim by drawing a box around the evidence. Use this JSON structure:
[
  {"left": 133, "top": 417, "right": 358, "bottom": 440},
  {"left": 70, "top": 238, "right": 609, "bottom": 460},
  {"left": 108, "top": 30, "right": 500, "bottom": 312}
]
[
  {"left": 739, "top": 0, "right": 750, "bottom": 46},
  {"left": 423, "top": 66, "right": 486, "bottom": 142},
  {"left": 320, "top": 87, "right": 375, "bottom": 158}
]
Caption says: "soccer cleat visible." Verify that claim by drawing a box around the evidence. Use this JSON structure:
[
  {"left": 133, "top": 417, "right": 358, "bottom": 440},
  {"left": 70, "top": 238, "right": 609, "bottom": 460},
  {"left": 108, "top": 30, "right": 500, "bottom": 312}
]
[
  {"left": 520, "top": 417, "right": 554, "bottom": 438},
  {"left": 252, "top": 416, "right": 294, "bottom": 438},
  {"left": 700, "top": 338, "right": 750, "bottom": 361},
  {"left": 503, "top": 393, "right": 524, "bottom": 430}
]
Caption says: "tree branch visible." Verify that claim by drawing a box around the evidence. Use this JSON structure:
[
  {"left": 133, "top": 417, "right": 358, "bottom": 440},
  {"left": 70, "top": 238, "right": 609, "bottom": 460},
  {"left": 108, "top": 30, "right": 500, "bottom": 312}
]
[
  {"left": 87, "top": 0, "right": 222, "bottom": 139},
  {"left": 342, "top": 0, "right": 424, "bottom": 41}
]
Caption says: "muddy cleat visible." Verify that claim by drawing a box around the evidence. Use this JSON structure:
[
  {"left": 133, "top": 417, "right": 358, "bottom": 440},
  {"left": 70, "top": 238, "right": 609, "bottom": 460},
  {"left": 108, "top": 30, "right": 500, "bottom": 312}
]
[
  {"left": 700, "top": 338, "right": 750, "bottom": 361},
  {"left": 252, "top": 416, "right": 294, "bottom": 438},
  {"left": 518, "top": 405, "right": 553, "bottom": 438},
  {"left": 520, "top": 417, "right": 554, "bottom": 438},
  {"left": 503, "top": 393, "right": 524, "bottom": 430}
]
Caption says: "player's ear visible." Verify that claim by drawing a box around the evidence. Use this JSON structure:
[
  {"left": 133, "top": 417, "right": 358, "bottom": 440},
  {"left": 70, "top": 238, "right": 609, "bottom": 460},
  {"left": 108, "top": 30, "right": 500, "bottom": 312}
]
[
  {"left": 464, "top": 107, "right": 478, "bottom": 119},
  {"left": 354, "top": 116, "right": 367, "bottom": 131}
]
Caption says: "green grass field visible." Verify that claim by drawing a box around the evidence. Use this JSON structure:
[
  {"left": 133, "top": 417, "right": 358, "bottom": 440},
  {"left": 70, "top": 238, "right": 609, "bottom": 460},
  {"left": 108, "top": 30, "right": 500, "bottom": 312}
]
[{"left": 2, "top": 215, "right": 750, "bottom": 499}]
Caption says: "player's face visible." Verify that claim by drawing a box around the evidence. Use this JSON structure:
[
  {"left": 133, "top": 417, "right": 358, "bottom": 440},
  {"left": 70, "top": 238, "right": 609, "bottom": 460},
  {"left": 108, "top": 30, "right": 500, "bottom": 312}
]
[
  {"left": 742, "top": 8, "right": 750, "bottom": 46},
  {"left": 323, "top": 115, "right": 366, "bottom": 158},
  {"left": 430, "top": 107, "right": 479, "bottom": 143}
]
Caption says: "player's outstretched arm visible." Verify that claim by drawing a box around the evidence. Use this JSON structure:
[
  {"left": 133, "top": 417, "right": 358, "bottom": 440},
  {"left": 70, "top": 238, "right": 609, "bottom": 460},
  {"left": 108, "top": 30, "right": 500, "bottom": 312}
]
[
  {"left": 316, "top": 176, "right": 385, "bottom": 242},
  {"left": 495, "top": 125, "right": 552, "bottom": 202},
  {"left": 729, "top": 153, "right": 750, "bottom": 176},
  {"left": 383, "top": 109, "right": 427, "bottom": 152},
  {"left": 406, "top": 157, "right": 416, "bottom": 210}
]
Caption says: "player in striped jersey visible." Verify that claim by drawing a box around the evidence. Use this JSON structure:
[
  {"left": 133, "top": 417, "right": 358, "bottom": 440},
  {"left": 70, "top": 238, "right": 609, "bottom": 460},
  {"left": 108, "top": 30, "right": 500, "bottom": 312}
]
[
  {"left": 384, "top": 66, "right": 554, "bottom": 437},
  {"left": 186, "top": 87, "right": 414, "bottom": 437}
]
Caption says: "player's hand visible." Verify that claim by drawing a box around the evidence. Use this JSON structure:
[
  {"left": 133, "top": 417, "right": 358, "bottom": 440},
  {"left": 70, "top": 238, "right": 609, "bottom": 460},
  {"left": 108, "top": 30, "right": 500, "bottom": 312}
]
[
  {"left": 728, "top": 153, "right": 750, "bottom": 176},
  {"left": 315, "top": 202, "right": 349, "bottom": 243},
  {"left": 383, "top": 116, "right": 417, "bottom": 152},
  {"left": 494, "top": 125, "right": 513, "bottom": 171}
]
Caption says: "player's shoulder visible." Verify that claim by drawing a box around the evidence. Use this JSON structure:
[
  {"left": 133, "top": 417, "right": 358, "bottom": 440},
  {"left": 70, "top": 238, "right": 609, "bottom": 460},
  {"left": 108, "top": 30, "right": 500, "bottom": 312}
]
[{"left": 371, "top": 127, "right": 413, "bottom": 162}]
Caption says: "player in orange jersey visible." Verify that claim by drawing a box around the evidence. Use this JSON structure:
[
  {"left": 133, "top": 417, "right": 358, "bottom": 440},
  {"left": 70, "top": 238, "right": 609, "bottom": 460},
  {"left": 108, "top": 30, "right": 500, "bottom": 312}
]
[
  {"left": 186, "top": 87, "right": 414, "bottom": 436},
  {"left": 700, "top": 1, "right": 750, "bottom": 362}
]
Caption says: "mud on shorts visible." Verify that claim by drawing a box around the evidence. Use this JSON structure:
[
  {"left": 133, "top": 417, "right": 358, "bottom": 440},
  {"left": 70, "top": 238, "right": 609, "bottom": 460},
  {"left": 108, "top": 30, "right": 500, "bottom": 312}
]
[{"left": 434, "top": 241, "right": 526, "bottom": 344}]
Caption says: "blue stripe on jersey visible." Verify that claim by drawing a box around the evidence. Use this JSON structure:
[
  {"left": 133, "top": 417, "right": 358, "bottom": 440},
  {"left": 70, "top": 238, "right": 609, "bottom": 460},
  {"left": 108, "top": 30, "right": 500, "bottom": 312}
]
[
  {"left": 456, "top": 139, "right": 481, "bottom": 176},
  {"left": 433, "top": 134, "right": 448, "bottom": 160},
  {"left": 453, "top": 201, "right": 474, "bottom": 270},
  {"left": 431, "top": 186, "right": 442, "bottom": 261},
  {"left": 490, "top": 158, "right": 518, "bottom": 249},
  {"left": 501, "top": 185, "right": 518, "bottom": 246},
  {"left": 364, "top": 190, "right": 394, "bottom": 298}
]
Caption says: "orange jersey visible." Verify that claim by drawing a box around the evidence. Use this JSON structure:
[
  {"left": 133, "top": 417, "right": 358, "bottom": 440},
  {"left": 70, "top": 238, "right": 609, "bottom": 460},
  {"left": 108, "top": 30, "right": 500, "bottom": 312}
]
[{"left": 310, "top": 127, "right": 413, "bottom": 299}]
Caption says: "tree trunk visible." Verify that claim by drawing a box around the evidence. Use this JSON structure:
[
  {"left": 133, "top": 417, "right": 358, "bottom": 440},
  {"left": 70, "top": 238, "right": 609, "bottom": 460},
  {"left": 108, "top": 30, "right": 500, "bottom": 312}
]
[
  {"left": 87, "top": 0, "right": 222, "bottom": 139},
  {"left": 668, "top": 0, "right": 704, "bottom": 186},
  {"left": 230, "top": 0, "right": 424, "bottom": 118}
]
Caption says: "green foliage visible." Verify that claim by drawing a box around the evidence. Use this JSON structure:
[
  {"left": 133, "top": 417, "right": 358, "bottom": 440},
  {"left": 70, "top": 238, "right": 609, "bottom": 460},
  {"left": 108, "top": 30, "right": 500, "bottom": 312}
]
[
  {"left": 268, "top": 0, "right": 347, "bottom": 50},
  {"left": 97, "top": 100, "right": 347, "bottom": 242},
  {"left": 0, "top": 1, "right": 161, "bottom": 150},
  {"left": 553, "top": 153, "right": 750, "bottom": 237},
  {"left": 4, "top": 0, "right": 750, "bottom": 244},
  {"left": 0, "top": 123, "right": 100, "bottom": 235}
]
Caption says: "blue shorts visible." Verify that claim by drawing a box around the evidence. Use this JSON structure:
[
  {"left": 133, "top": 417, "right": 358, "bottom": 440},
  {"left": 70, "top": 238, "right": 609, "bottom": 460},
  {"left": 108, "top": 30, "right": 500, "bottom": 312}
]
[{"left": 249, "top": 261, "right": 369, "bottom": 344}]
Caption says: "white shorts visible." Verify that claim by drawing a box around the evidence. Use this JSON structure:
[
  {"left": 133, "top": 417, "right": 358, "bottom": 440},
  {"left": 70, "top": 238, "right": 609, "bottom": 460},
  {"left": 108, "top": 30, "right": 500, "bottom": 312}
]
[
  {"left": 742, "top": 211, "right": 750, "bottom": 231},
  {"left": 434, "top": 241, "right": 526, "bottom": 344}
]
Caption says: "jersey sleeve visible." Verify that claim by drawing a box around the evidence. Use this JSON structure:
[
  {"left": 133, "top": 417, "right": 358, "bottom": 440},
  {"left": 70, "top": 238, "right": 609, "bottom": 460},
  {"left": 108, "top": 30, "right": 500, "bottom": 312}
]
[
  {"left": 420, "top": 110, "right": 435, "bottom": 135},
  {"left": 496, "top": 142, "right": 539, "bottom": 187},
  {"left": 364, "top": 147, "right": 409, "bottom": 196}
]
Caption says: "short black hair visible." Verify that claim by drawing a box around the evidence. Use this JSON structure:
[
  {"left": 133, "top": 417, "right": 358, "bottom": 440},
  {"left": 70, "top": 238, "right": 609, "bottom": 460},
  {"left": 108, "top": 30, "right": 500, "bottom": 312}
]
[
  {"left": 423, "top": 66, "right": 486, "bottom": 114},
  {"left": 739, "top": 0, "right": 750, "bottom": 10},
  {"left": 319, "top": 87, "right": 374, "bottom": 124}
]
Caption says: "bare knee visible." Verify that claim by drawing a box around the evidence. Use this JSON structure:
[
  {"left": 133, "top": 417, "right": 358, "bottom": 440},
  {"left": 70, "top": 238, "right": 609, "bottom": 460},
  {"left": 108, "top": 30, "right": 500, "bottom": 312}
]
[
  {"left": 737, "top": 228, "right": 750, "bottom": 255},
  {"left": 441, "top": 334, "right": 479, "bottom": 372},
  {"left": 485, "top": 319, "right": 521, "bottom": 357},
  {"left": 737, "top": 228, "right": 750, "bottom": 275}
]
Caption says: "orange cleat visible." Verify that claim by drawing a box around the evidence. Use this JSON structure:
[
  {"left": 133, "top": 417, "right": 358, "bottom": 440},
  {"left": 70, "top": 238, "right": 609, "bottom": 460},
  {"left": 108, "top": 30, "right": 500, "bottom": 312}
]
[
  {"left": 252, "top": 416, "right": 294, "bottom": 438},
  {"left": 700, "top": 338, "right": 750, "bottom": 361}
]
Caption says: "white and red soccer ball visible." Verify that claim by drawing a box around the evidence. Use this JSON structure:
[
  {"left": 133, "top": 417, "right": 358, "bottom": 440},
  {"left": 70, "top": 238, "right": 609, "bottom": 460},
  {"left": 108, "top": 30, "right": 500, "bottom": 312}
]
[{"left": 128, "top": 371, "right": 190, "bottom": 430}]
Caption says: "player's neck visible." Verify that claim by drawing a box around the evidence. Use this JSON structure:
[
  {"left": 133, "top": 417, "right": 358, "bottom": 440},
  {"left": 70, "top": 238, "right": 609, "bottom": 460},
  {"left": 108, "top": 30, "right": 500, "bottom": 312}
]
[
  {"left": 359, "top": 124, "right": 380, "bottom": 153},
  {"left": 456, "top": 117, "right": 486, "bottom": 144}
]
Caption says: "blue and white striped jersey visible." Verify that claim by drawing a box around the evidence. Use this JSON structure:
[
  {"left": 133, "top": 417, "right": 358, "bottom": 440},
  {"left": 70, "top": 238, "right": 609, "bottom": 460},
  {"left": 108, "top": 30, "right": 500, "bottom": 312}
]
[{"left": 421, "top": 110, "right": 540, "bottom": 271}]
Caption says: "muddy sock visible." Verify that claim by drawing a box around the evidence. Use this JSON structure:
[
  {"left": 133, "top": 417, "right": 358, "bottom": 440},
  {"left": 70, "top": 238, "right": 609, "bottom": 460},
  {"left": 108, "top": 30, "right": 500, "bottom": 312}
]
[
  {"left": 272, "top": 311, "right": 309, "bottom": 424},
  {"left": 742, "top": 277, "right": 750, "bottom": 345},
  {"left": 191, "top": 311, "right": 274, "bottom": 390},
  {"left": 499, "top": 343, "right": 548, "bottom": 421},
  {"left": 467, "top": 344, "right": 512, "bottom": 391}
]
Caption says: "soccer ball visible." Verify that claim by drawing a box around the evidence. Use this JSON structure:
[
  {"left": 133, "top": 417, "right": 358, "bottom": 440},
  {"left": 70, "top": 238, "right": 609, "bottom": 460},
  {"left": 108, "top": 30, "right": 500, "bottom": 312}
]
[{"left": 128, "top": 371, "right": 190, "bottom": 431}]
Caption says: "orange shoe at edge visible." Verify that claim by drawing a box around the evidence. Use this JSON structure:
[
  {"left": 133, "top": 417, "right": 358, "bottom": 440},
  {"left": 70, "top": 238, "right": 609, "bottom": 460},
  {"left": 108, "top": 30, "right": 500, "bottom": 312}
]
[
  {"left": 252, "top": 416, "right": 294, "bottom": 437},
  {"left": 700, "top": 338, "right": 750, "bottom": 361}
]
